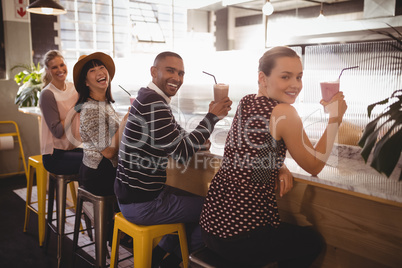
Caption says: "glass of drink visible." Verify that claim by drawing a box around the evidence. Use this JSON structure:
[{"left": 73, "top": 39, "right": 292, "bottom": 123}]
[
  {"left": 130, "top": 96, "right": 136, "bottom": 105},
  {"left": 320, "top": 81, "right": 340, "bottom": 102},
  {"left": 213, "top": 83, "right": 229, "bottom": 102}
]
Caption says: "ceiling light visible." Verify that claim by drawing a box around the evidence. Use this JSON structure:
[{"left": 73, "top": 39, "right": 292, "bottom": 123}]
[
  {"left": 262, "top": 1, "right": 274, "bottom": 16},
  {"left": 27, "top": 0, "right": 67, "bottom": 15},
  {"left": 317, "top": 2, "right": 325, "bottom": 19}
]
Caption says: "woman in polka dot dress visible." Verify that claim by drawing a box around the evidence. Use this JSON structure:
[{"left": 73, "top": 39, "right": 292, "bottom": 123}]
[{"left": 200, "top": 46, "right": 347, "bottom": 267}]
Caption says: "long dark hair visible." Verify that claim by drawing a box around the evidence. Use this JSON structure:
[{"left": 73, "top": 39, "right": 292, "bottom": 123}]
[{"left": 75, "top": 59, "right": 115, "bottom": 110}]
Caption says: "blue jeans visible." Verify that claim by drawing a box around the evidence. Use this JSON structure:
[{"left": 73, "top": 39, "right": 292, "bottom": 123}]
[{"left": 118, "top": 186, "right": 205, "bottom": 258}]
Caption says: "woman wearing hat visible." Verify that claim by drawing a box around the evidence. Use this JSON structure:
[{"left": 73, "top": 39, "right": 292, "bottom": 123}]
[
  {"left": 74, "top": 52, "right": 128, "bottom": 196},
  {"left": 39, "top": 50, "right": 82, "bottom": 175}
]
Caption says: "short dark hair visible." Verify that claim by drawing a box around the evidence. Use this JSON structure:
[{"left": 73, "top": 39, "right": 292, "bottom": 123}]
[
  {"left": 75, "top": 59, "right": 114, "bottom": 109},
  {"left": 153, "top": 51, "right": 182, "bottom": 66},
  {"left": 259, "top": 46, "right": 300, "bottom": 76}
]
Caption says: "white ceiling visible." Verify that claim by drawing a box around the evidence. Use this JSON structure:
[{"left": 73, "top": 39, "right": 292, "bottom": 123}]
[{"left": 169, "top": 0, "right": 354, "bottom": 12}]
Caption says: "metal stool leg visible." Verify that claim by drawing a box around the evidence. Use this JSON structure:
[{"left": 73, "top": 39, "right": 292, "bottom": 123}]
[
  {"left": 72, "top": 193, "right": 84, "bottom": 266},
  {"left": 23, "top": 163, "right": 34, "bottom": 233},
  {"left": 83, "top": 212, "right": 93, "bottom": 241},
  {"left": 45, "top": 175, "right": 55, "bottom": 252},
  {"left": 94, "top": 199, "right": 109, "bottom": 267},
  {"left": 55, "top": 176, "right": 69, "bottom": 268},
  {"left": 36, "top": 166, "right": 47, "bottom": 246}
]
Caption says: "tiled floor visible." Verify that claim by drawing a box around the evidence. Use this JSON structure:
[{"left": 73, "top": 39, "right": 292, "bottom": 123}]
[{"left": 14, "top": 186, "right": 134, "bottom": 268}]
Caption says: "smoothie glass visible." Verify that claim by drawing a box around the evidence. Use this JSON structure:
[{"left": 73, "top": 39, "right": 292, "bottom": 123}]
[
  {"left": 320, "top": 66, "right": 358, "bottom": 112},
  {"left": 213, "top": 83, "right": 229, "bottom": 102},
  {"left": 320, "top": 81, "right": 340, "bottom": 102}
]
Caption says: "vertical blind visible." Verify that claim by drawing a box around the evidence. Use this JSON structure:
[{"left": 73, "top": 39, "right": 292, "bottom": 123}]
[{"left": 300, "top": 40, "right": 402, "bottom": 144}]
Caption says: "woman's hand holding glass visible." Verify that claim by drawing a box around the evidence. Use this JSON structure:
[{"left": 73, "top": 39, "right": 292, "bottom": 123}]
[{"left": 320, "top": 91, "right": 348, "bottom": 124}]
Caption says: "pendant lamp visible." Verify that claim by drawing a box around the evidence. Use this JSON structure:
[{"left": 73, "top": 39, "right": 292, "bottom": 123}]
[
  {"left": 27, "top": 0, "right": 67, "bottom": 15},
  {"left": 317, "top": 2, "right": 325, "bottom": 19},
  {"left": 262, "top": 0, "right": 274, "bottom": 16}
]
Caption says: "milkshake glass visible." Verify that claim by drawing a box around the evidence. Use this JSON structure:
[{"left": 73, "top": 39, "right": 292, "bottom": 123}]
[
  {"left": 213, "top": 83, "right": 229, "bottom": 102},
  {"left": 320, "top": 81, "right": 340, "bottom": 102}
]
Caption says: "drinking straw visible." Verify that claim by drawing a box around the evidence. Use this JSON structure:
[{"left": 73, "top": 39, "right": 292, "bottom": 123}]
[
  {"left": 119, "top": 85, "right": 131, "bottom": 96},
  {"left": 202, "top": 71, "right": 217, "bottom": 84},
  {"left": 338, "top": 66, "right": 359, "bottom": 80}
]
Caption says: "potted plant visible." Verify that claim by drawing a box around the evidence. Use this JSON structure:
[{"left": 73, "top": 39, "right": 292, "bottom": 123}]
[
  {"left": 358, "top": 26, "right": 402, "bottom": 181},
  {"left": 12, "top": 63, "right": 44, "bottom": 107}
]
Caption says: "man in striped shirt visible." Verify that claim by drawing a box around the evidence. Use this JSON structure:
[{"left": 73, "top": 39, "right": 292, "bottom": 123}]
[{"left": 114, "top": 51, "right": 232, "bottom": 267}]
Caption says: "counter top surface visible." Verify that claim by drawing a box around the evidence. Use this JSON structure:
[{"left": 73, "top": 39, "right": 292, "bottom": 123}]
[
  {"left": 203, "top": 144, "right": 402, "bottom": 205},
  {"left": 284, "top": 147, "right": 402, "bottom": 204},
  {"left": 19, "top": 106, "right": 41, "bottom": 116}
]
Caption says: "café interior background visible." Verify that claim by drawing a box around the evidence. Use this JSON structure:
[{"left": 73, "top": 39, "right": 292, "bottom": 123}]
[{"left": 1, "top": 0, "right": 402, "bottom": 173}]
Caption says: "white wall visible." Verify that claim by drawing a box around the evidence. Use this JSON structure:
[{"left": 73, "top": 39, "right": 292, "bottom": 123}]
[{"left": 1, "top": 1, "right": 40, "bottom": 177}]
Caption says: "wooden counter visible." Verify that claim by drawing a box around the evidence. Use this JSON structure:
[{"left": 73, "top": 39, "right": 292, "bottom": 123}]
[{"left": 166, "top": 148, "right": 402, "bottom": 268}]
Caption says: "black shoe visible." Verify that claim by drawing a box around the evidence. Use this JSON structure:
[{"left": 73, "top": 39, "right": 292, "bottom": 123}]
[
  {"left": 152, "top": 245, "right": 167, "bottom": 268},
  {"left": 158, "top": 253, "right": 182, "bottom": 268},
  {"left": 119, "top": 234, "right": 133, "bottom": 249}
]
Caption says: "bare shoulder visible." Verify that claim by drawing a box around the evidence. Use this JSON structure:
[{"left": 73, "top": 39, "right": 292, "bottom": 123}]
[
  {"left": 270, "top": 103, "right": 301, "bottom": 140},
  {"left": 271, "top": 103, "right": 299, "bottom": 119}
]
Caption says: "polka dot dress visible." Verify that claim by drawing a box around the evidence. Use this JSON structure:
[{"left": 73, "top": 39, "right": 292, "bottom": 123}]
[{"left": 200, "top": 94, "right": 287, "bottom": 238}]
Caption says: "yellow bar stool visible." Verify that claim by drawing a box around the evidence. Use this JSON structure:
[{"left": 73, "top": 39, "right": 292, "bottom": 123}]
[
  {"left": 0, "top": 121, "right": 28, "bottom": 178},
  {"left": 24, "top": 155, "right": 47, "bottom": 246},
  {"left": 110, "top": 212, "right": 189, "bottom": 268},
  {"left": 23, "top": 155, "right": 82, "bottom": 247}
]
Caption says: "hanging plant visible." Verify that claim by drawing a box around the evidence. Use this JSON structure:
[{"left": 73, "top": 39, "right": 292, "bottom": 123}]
[{"left": 12, "top": 63, "right": 44, "bottom": 107}]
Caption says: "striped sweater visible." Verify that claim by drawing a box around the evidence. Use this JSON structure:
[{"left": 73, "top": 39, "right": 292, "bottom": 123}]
[{"left": 114, "top": 87, "right": 219, "bottom": 204}]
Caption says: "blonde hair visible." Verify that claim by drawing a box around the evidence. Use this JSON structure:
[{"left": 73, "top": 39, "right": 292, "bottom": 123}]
[{"left": 42, "top": 50, "right": 65, "bottom": 88}]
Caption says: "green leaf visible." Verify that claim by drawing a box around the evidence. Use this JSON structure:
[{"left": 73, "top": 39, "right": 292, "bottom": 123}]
[
  {"left": 370, "top": 124, "right": 402, "bottom": 177},
  {"left": 14, "top": 71, "right": 29, "bottom": 84},
  {"left": 12, "top": 63, "right": 44, "bottom": 107},
  {"left": 358, "top": 116, "right": 381, "bottom": 147},
  {"left": 359, "top": 123, "right": 382, "bottom": 162},
  {"left": 367, "top": 98, "right": 389, "bottom": 118}
]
